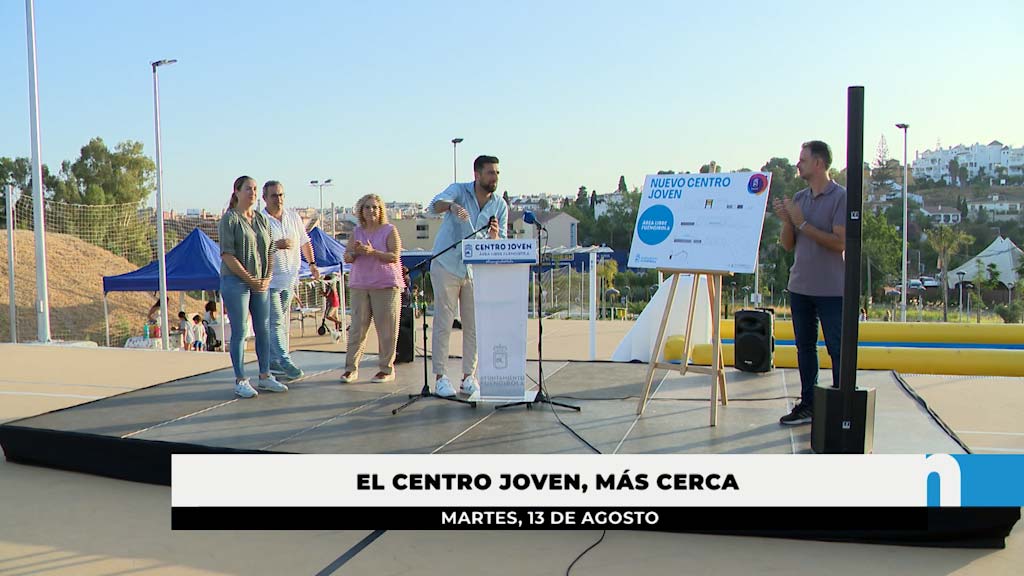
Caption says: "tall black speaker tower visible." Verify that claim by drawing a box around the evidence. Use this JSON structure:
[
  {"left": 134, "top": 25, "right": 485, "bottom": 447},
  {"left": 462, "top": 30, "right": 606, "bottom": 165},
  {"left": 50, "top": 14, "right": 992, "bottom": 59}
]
[{"left": 811, "top": 86, "right": 877, "bottom": 454}]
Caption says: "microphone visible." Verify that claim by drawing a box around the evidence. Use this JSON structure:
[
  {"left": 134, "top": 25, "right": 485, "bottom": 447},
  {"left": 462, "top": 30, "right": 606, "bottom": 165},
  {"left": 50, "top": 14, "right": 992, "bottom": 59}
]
[{"left": 523, "top": 210, "right": 546, "bottom": 231}]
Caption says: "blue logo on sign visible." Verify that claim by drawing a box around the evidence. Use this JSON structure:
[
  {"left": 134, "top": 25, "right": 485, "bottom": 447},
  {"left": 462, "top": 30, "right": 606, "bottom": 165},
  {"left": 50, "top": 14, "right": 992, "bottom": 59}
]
[
  {"left": 637, "top": 205, "right": 673, "bottom": 245},
  {"left": 747, "top": 173, "right": 769, "bottom": 195}
]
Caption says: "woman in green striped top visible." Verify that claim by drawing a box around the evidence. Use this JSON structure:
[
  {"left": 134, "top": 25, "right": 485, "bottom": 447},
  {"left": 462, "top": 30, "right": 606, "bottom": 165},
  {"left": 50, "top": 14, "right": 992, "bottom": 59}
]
[{"left": 218, "top": 176, "right": 288, "bottom": 398}]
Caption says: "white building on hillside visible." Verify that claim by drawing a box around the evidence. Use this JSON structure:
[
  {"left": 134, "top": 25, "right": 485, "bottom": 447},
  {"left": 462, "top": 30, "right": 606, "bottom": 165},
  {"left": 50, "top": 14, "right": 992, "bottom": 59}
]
[
  {"left": 920, "top": 204, "right": 962, "bottom": 225},
  {"left": 912, "top": 141, "right": 1024, "bottom": 184},
  {"left": 966, "top": 194, "right": 1024, "bottom": 222},
  {"left": 593, "top": 192, "right": 624, "bottom": 219}
]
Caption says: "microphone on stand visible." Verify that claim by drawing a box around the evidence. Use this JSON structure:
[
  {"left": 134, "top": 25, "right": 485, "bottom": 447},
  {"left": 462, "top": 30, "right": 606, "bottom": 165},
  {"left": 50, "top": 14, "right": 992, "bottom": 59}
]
[{"left": 523, "top": 210, "right": 545, "bottom": 231}]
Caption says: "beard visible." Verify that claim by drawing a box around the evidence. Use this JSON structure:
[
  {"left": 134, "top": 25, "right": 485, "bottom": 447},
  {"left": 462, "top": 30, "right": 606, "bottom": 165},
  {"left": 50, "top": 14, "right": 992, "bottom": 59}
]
[{"left": 480, "top": 180, "right": 497, "bottom": 194}]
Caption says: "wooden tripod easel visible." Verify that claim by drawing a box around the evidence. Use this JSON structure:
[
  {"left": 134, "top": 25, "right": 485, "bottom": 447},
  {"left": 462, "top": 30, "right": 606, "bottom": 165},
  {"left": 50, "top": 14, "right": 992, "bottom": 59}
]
[{"left": 636, "top": 269, "right": 729, "bottom": 426}]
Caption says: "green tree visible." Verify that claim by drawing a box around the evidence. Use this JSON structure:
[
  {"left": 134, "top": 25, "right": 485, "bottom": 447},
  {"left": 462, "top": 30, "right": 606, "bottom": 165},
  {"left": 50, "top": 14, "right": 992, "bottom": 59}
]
[
  {"left": 761, "top": 157, "right": 800, "bottom": 200},
  {"left": 948, "top": 159, "right": 960, "bottom": 186},
  {"left": 617, "top": 175, "right": 628, "bottom": 194},
  {"left": 592, "top": 188, "right": 641, "bottom": 251},
  {"left": 862, "top": 211, "right": 901, "bottom": 300},
  {"left": 699, "top": 161, "right": 721, "bottom": 174},
  {"left": 575, "top": 186, "right": 589, "bottom": 210},
  {"left": 928, "top": 225, "right": 975, "bottom": 321},
  {"left": 597, "top": 259, "right": 618, "bottom": 288},
  {"left": 52, "top": 137, "right": 156, "bottom": 205},
  {"left": 537, "top": 198, "right": 549, "bottom": 211}
]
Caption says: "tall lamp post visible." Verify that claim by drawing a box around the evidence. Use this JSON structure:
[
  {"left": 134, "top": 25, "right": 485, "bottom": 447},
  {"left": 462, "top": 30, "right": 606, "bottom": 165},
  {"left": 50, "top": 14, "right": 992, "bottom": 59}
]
[
  {"left": 451, "top": 138, "right": 464, "bottom": 182},
  {"left": 25, "top": 0, "right": 52, "bottom": 342},
  {"left": 152, "top": 58, "right": 177, "bottom": 350},
  {"left": 896, "top": 122, "right": 910, "bottom": 321},
  {"left": 310, "top": 179, "right": 333, "bottom": 227},
  {"left": 956, "top": 270, "right": 966, "bottom": 322}
]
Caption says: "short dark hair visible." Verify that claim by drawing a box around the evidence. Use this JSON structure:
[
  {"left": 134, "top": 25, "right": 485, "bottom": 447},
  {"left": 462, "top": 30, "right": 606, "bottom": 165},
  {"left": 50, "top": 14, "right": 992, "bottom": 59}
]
[
  {"left": 802, "top": 141, "right": 832, "bottom": 168},
  {"left": 473, "top": 155, "right": 499, "bottom": 172},
  {"left": 263, "top": 180, "right": 282, "bottom": 194}
]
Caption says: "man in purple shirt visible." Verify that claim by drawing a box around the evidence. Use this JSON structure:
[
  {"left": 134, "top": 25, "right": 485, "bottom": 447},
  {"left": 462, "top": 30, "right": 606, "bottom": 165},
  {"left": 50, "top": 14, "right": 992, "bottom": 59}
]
[{"left": 773, "top": 141, "right": 847, "bottom": 425}]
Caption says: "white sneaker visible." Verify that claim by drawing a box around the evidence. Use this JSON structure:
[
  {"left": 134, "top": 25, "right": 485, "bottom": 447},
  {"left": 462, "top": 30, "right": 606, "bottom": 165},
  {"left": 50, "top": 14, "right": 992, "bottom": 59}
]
[
  {"left": 461, "top": 375, "right": 479, "bottom": 396},
  {"left": 435, "top": 376, "right": 456, "bottom": 397},
  {"left": 234, "top": 379, "right": 258, "bottom": 398},
  {"left": 257, "top": 375, "right": 288, "bottom": 393}
]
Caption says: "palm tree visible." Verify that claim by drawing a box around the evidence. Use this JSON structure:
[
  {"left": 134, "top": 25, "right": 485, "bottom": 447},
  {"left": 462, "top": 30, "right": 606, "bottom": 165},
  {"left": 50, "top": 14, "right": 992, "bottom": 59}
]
[{"left": 928, "top": 225, "right": 975, "bottom": 321}]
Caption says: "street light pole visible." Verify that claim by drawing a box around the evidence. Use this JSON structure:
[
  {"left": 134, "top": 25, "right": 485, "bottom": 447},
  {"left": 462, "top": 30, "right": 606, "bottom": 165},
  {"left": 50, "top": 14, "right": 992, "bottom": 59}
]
[
  {"left": 896, "top": 123, "right": 910, "bottom": 322},
  {"left": 309, "top": 179, "right": 333, "bottom": 227},
  {"left": 451, "top": 138, "right": 463, "bottom": 182},
  {"left": 152, "top": 58, "right": 177, "bottom": 350},
  {"left": 25, "top": 0, "right": 51, "bottom": 343}
]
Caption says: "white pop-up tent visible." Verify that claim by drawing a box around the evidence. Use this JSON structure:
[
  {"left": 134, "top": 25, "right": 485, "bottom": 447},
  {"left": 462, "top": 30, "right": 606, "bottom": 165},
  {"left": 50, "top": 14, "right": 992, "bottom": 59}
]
[{"left": 946, "top": 236, "right": 1023, "bottom": 289}]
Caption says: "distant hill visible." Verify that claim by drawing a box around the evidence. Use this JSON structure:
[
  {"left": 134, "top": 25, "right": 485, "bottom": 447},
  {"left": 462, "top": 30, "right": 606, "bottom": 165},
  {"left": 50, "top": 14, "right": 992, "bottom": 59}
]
[
  {"left": 915, "top": 185, "right": 1024, "bottom": 207},
  {"left": 0, "top": 229, "right": 205, "bottom": 345}
]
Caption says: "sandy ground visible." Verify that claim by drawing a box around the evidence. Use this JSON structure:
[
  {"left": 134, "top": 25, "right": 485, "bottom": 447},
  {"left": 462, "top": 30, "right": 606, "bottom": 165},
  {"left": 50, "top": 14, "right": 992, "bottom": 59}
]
[{"left": 1, "top": 319, "right": 1021, "bottom": 576}]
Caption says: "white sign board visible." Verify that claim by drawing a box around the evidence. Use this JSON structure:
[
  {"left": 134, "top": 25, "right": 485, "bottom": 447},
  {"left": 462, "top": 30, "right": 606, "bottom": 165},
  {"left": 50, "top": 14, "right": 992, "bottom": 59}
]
[{"left": 627, "top": 172, "right": 771, "bottom": 273}]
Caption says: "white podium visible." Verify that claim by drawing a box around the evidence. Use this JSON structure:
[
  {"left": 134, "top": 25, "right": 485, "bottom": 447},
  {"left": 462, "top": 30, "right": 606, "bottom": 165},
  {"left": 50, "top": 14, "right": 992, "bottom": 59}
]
[{"left": 462, "top": 238, "right": 538, "bottom": 403}]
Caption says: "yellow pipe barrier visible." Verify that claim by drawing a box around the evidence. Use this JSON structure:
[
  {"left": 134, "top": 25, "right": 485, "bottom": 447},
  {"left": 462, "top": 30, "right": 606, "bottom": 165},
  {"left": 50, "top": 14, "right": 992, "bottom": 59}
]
[
  {"left": 718, "top": 319, "right": 1024, "bottom": 344},
  {"left": 691, "top": 343, "right": 1024, "bottom": 377}
]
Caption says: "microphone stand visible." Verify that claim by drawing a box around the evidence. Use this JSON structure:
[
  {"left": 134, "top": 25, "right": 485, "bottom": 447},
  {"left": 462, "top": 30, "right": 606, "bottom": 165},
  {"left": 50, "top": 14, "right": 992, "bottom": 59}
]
[
  {"left": 392, "top": 220, "right": 491, "bottom": 415},
  {"left": 496, "top": 226, "right": 580, "bottom": 413}
]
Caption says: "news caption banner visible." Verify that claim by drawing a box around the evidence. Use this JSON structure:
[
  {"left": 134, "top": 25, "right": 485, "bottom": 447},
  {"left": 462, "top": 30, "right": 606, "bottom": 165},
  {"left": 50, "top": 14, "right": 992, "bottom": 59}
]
[
  {"left": 462, "top": 239, "right": 538, "bottom": 402},
  {"left": 171, "top": 454, "right": 1024, "bottom": 530},
  {"left": 628, "top": 172, "right": 771, "bottom": 273}
]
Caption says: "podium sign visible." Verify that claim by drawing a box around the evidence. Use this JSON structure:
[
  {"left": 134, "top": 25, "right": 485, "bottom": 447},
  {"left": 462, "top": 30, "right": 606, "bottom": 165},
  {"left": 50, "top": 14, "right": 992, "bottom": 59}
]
[{"left": 463, "top": 239, "right": 538, "bottom": 402}]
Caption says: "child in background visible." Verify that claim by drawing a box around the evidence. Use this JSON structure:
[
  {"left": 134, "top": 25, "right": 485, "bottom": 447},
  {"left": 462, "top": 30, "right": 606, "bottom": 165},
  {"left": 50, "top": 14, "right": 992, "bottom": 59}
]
[
  {"left": 191, "top": 314, "right": 206, "bottom": 351},
  {"left": 178, "top": 311, "right": 192, "bottom": 349}
]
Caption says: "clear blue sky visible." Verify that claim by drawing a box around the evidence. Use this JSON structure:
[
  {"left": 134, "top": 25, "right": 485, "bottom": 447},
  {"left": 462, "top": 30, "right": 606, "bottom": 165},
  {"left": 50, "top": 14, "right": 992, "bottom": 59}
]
[{"left": 2, "top": 1, "right": 1021, "bottom": 213}]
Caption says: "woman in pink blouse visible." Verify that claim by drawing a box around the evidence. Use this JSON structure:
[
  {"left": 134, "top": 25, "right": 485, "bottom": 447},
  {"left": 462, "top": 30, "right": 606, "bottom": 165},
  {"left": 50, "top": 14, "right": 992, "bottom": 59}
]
[{"left": 340, "top": 194, "right": 404, "bottom": 383}]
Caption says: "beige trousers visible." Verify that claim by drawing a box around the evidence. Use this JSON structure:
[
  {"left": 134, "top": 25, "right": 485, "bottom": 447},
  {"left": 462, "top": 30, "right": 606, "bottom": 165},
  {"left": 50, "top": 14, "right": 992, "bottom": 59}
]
[
  {"left": 345, "top": 287, "right": 401, "bottom": 374},
  {"left": 430, "top": 263, "right": 476, "bottom": 376}
]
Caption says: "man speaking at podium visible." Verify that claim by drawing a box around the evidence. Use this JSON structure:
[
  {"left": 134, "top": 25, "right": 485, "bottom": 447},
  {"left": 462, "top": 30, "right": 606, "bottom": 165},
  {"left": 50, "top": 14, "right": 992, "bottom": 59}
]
[
  {"left": 428, "top": 155, "right": 509, "bottom": 398},
  {"left": 772, "top": 141, "right": 847, "bottom": 426}
]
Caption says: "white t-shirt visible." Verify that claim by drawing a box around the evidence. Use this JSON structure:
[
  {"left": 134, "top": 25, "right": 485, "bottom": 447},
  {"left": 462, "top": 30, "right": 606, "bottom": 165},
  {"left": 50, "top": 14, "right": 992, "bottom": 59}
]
[
  {"left": 262, "top": 207, "right": 313, "bottom": 291},
  {"left": 191, "top": 322, "right": 206, "bottom": 346}
]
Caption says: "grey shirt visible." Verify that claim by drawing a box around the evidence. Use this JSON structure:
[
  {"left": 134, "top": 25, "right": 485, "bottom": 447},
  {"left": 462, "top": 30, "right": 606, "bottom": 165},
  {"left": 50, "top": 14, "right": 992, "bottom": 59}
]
[
  {"left": 218, "top": 209, "right": 272, "bottom": 279},
  {"left": 787, "top": 181, "right": 846, "bottom": 297}
]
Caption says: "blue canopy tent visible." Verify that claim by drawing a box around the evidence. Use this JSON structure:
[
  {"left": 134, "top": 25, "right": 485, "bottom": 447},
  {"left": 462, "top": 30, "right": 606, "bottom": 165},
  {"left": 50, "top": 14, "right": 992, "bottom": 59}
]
[
  {"left": 298, "top": 226, "right": 346, "bottom": 278},
  {"left": 101, "top": 228, "right": 224, "bottom": 347}
]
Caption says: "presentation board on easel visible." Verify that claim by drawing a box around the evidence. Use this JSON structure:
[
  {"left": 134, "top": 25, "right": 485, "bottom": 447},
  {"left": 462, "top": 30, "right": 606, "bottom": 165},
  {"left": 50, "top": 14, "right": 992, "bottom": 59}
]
[{"left": 628, "top": 172, "right": 772, "bottom": 426}]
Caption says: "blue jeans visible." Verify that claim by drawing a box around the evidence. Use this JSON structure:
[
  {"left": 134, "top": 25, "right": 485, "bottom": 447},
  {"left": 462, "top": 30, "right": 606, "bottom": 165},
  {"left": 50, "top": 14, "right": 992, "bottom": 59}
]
[
  {"left": 268, "top": 287, "right": 293, "bottom": 365},
  {"left": 220, "top": 274, "right": 271, "bottom": 381},
  {"left": 789, "top": 291, "right": 843, "bottom": 405}
]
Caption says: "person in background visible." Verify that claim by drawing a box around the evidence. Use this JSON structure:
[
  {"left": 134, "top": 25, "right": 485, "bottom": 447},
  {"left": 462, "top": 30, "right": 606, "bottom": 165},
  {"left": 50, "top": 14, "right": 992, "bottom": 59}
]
[
  {"left": 147, "top": 299, "right": 161, "bottom": 324},
  {"left": 218, "top": 175, "right": 287, "bottom": 398},
  {"left": 339, "top": 194, "right": 404, "bottom": 384},
  {"left": 177, "top": 311, "right": 191, "bottom": 349},
  {"left": 321, "top": 274, "right": 343, "bottom": 341},
  {"left": 204, "top": 300, "right": 219, "bottom": 324},
  {"left": 191, "top": 314, "right": 206, "bottom": 351},
  {"left": 262, "top": 180, "right": 318, "bottom": 381}
]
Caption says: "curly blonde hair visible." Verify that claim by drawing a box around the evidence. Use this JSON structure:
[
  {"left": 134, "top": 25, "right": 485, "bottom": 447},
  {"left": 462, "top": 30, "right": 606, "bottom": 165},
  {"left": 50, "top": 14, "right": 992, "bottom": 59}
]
[{"left": 355, "top": 194, "right": 388, "bottom": 228}]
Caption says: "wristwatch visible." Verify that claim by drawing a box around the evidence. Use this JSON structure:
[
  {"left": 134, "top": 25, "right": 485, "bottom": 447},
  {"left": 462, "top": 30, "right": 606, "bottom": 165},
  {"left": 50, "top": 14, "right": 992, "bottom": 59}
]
[{"left": 798, "top": 221, "right": 807, "bottom": 231}]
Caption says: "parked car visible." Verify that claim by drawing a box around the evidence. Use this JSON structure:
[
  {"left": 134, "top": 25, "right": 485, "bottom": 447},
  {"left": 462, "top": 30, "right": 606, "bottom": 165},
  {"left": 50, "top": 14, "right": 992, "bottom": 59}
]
[{"left": 919, "top": 276, "right": 941, "bottom": 288}]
